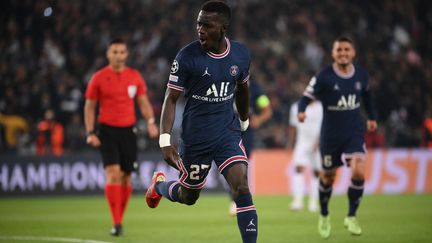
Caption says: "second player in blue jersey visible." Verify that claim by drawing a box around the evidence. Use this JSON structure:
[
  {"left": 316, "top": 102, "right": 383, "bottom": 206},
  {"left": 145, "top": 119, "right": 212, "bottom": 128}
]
[{"left": 298, "top": 36, "right": 378, "bottom": 239}]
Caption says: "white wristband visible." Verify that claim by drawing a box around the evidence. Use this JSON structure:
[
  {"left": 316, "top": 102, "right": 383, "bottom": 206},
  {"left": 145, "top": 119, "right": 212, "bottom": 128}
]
[
  {"left": 159, "top": 133, "right": 171, "bottom": 148},
  {"left": 240, "top": 119, "right": 249, "bottom": 132},
  {"left": 147, "top": 117, "right": 155, "bottom": 124}
]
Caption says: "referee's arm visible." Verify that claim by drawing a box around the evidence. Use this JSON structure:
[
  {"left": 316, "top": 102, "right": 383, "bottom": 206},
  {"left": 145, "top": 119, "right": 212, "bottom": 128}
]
[
  {"left": 137, "top": 95, "right": 158, "bottom": 138},
  {"left": 84, "top": 99, "right": 101, "bottom": 147}
]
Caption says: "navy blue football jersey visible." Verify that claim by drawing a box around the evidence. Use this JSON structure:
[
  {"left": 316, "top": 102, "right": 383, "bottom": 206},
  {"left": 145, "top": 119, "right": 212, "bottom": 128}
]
[
  {"left": 299, "top": 63, "right": 376, "bottom": 143},
  {"left": 167, "top": 38, "right": 251, "bottom": 146}
]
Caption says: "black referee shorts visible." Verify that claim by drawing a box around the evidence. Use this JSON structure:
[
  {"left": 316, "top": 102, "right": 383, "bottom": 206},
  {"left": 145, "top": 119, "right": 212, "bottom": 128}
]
[{"left": 98, "top": 124, "right": 138, "bottom": 173}]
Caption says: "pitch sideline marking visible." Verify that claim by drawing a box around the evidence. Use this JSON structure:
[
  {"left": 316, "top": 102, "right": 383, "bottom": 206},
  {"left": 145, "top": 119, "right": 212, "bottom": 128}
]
[{"left": 0, "top": 235, "right": 113, "bottom": 243}]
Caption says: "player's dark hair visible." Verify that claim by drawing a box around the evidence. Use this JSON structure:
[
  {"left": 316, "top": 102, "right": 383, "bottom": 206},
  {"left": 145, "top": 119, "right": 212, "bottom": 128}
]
[
  {"left": 201, "top": 1, "right": 231, "bottom": 24},
  {"left": 108, "top": 38, "right": 127, "bottom": 48},
  {"left": 334, "top": 36, "right": 355, "bottom": 48}
]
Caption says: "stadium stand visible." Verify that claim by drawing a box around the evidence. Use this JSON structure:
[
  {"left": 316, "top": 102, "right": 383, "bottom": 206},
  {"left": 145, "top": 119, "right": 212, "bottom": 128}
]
[{"left": 1, "top": 0, "right": 431, "bottom": 154}]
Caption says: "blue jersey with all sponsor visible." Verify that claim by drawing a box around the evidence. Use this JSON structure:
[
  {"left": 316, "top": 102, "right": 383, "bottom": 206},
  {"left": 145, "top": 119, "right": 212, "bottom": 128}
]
[
  {"left": 300, "top": 63, "right": 376, "bottom": 143},
  {"left": 167, "top": 38, "right": 250, "bottom": 146}
]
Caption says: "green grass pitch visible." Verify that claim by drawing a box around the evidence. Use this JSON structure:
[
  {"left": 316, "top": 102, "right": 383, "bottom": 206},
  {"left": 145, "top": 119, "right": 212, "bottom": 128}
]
[{"left": 0, "top": 194, "right": 431, "bottom": 243}]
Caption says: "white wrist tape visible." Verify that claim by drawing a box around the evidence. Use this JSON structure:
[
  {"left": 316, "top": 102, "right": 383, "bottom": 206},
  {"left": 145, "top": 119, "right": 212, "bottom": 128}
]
[
  {"left": 240, "top": 119, "right": 249, "bottom": 132},
  {"left": 159, "top": 133, "right": 171, "bottom": 148}
]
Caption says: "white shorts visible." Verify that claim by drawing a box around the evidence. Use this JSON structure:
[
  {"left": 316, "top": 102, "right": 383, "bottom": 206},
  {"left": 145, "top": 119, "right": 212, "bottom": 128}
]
[{"left": 292, "top": 143, "right": 322, "bottom": 170}]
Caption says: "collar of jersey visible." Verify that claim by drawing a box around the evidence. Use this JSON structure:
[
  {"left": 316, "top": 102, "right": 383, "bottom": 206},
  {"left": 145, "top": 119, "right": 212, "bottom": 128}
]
[
  {"left": 206, "top": 37, "right": 231, "bottom": 59},
  {"left": 106, "top": 65, "right": 127, "bottom": 74},
  {"left": 332, "top": 63, "right": 355, "bottom": 79}
]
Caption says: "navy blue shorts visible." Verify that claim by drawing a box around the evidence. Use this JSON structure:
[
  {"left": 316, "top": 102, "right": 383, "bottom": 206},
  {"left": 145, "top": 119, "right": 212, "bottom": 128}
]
[
  {"left": 177, "top": 132, "right": 248, "bottom": 189},
  {"left": 320, "top": 135, "right": 366, "bottom": 171},
  {"left": 241, "top": 128, "right": 255, "bottom": 157}
]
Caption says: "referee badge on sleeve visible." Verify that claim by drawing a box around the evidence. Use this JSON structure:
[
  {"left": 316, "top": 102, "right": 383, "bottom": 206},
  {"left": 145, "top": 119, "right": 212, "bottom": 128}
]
[{"left": 128, "top": 85, "right": 137, "bottom": 98}]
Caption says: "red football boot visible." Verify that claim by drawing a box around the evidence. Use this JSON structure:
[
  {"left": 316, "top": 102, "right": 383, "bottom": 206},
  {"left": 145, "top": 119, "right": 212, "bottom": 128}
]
[{"left": 145, "top": 171, "right": 166, "bottom": 208}]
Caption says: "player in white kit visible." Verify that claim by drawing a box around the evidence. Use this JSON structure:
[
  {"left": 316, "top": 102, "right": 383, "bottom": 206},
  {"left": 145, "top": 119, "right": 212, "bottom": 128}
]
[{"left": 288, "top": 100, "right": 323, "bottom": 212}]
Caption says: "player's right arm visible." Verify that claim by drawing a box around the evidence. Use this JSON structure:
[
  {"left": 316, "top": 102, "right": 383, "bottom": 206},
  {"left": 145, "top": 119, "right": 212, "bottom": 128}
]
[
  {"left": 159, "top": 87, "right": 182, "bottom": 170},
  {"left": 160, "top": 51, "right": 188, "bottom": 169},
  {"left": 298, "top": 75, "right": 321, "bottom": 122},
  {"left": 297, "top": 97, "right": 312, "bottom": 123}
]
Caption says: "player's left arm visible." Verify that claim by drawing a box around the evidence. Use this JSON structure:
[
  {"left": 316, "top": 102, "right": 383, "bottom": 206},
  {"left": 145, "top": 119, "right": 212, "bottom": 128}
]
[
  {"left": 236, "top": 46, "right": 251, "bottom": 131},
  {"left": 137, "top": 95, "right": 158, "bottom": 138},
  {"left": 236, "top": 80, "right": 250, "bottom": 130},
  {"left": 362, "top": 75, "right": 378, "bottom": 132}
]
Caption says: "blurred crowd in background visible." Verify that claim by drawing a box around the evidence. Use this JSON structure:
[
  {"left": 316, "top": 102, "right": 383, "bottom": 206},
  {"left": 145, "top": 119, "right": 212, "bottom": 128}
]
[{"left": 1, "top": 0, "right": 431, "bottom": 156}]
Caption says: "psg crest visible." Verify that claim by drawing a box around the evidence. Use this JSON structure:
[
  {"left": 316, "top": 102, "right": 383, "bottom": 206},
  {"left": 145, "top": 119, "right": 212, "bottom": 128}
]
[{"left": 230, "top": 65, "right": 238, "bottom": 76}]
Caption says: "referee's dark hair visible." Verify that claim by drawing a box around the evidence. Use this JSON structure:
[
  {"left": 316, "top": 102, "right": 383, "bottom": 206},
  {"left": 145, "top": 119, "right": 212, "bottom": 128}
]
[
  {"left": 201, "top": 1, "right": 231, "bottom": 25},
  {"left": 108, "top": 38, "right": 127, "bottom": 48}
]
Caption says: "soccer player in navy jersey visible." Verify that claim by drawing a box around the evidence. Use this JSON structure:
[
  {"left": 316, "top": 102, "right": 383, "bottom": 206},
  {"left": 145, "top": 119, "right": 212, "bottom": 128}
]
[
  {"left": 145, "top": 1, "right": 258, "bottom": 242},
  {"left": 297, "top": 36, "right": 378, "bottom": 238}
]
